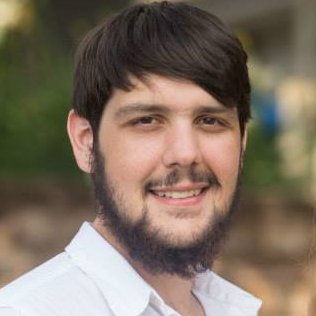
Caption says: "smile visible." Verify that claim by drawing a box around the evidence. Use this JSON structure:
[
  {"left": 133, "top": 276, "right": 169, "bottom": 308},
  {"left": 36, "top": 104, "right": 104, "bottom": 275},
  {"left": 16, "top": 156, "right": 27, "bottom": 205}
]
[
  {"left": 149, "top": 186, "right": 208, "bottom": 207},
  {"left": 152, "top": 189, "right": 203, "bottom": 199},
  {"left": 148, "top": 183, "right": 210, "bottom": 207}
]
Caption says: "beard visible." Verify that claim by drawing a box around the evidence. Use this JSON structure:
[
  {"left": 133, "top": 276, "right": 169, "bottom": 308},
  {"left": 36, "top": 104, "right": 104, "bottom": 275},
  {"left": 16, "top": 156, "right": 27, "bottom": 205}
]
[{"left": 91, "top": 145, "right": 242, "bottom": 279}]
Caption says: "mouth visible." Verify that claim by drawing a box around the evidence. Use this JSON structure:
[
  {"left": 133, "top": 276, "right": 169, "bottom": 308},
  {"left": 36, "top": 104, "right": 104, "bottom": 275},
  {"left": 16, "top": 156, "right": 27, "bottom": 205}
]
[
  {"left": 150, "top": 188, "right": 206, "bottom": 199},
  {"left": 148, "top": 185, "right": 209, "bottom": 207}
]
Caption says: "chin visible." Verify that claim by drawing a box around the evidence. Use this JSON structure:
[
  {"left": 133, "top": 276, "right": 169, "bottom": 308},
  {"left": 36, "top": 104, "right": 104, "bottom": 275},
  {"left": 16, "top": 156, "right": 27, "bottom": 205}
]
[{"left": 155, "top": 221, "right": 211, "bottom": 248}]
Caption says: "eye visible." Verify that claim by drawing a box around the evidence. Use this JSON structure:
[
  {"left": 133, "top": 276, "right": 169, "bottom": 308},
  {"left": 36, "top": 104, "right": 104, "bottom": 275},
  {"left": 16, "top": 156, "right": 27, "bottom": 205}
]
[
  {"left": 198, "top": 117, "right": 217, "bottom": 125},
  {"left": 195, "top": 116, "right": 227, "bottom": 132},
  {"left": 128, "top": 115, "right": 164, "bottom": 131},
  {"left": 132, "top": 116, "right": 160, "bottom": 125},
  {"left": 196, "top": 116, "right": 222, "bottom": 126}
]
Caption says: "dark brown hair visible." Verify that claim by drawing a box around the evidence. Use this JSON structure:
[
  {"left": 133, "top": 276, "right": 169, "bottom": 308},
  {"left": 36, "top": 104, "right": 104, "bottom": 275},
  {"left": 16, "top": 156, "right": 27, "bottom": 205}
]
[{"left": 72, "top": 1, "right": 250, "bottom": 139}]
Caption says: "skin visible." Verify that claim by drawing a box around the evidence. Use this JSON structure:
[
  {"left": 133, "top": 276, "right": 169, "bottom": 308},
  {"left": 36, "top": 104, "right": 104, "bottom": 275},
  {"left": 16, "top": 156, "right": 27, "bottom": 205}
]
[{"left": 67, "top": 74, "right": 247, "bottom": 316}]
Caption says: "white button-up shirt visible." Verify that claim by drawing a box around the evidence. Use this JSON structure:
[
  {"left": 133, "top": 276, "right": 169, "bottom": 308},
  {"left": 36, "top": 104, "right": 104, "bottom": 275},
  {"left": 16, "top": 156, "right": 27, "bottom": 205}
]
[{"left": 0, "top": 222, "right": 262, "bottom": 316}]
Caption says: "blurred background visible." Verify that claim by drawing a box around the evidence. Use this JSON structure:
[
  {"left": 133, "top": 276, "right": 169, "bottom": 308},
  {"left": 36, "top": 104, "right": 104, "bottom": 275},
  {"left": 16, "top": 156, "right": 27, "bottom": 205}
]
[{"left": 0, "top": 0, "right": 316, "bottom": 315}]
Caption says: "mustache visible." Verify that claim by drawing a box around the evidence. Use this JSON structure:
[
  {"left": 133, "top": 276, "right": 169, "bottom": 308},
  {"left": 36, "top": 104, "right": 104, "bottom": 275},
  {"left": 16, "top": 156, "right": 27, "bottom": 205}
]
[{"left": 144, "top": 167, "right": 221, "bottom": 192}]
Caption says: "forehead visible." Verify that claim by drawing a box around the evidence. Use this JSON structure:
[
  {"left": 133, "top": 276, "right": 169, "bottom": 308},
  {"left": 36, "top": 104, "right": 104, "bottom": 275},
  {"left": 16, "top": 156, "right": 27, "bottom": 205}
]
[{"left": 105, "top": 74, "right": 235, "bottom": 114}]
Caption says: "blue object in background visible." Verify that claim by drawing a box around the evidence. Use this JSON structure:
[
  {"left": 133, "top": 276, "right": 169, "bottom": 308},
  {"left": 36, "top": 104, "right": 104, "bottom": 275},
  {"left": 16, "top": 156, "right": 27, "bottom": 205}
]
[{"left": 252, "top": 91, "right": 280, "bottom": 137}]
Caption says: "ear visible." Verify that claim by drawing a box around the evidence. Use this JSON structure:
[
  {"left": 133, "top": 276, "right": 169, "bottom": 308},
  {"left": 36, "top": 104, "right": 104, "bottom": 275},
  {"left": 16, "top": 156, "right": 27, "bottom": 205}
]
[
  {"left": 67, "top": 110, "right": 94, "bottom": 173},
  {"left": 240, "top": 125, "right": 248, "bottom": 165},
  {"left": 241, "top": 125, "right": 248, "bottom": 153}
]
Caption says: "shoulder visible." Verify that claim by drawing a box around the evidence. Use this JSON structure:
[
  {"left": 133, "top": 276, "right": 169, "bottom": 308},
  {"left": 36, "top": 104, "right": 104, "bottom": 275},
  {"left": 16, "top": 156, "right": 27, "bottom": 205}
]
[
  {"left": 0, "top": 253, "right": 72, "bottom": 305},
  {"left": 0, "top": 252, "right": 112, "bottom": 316},
  {"left": 0, "top": 307, "right": 21, "bottom": 316}
]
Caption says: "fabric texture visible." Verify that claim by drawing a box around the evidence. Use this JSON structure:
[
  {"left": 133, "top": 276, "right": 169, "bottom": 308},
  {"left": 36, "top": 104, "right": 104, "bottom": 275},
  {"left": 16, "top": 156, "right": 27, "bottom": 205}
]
[{"left": 0, "top": 222, "right": 262, "bottom": 316}]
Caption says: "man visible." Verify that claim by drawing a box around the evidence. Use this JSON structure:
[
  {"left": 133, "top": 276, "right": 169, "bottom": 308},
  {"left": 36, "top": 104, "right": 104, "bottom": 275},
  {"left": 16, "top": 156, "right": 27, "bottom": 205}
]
[{"left": 0, "top": 2, "right": 261, "bottom": 315}]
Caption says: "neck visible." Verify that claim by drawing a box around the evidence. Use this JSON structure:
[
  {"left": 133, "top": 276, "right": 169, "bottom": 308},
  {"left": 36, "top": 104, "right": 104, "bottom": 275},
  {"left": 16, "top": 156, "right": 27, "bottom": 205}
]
[
  {"left": 92, "top": 217, "right": 205, "bottom": 316},
  {"left": 133, "top": 263, "right": 203, "bottom": 316}
]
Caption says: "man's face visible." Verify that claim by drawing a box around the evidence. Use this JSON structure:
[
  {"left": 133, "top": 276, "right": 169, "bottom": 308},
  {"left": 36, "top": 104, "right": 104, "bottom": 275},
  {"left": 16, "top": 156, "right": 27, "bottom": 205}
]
[{"left": 93, "top": 74, "right": 245, "bottom": 276}]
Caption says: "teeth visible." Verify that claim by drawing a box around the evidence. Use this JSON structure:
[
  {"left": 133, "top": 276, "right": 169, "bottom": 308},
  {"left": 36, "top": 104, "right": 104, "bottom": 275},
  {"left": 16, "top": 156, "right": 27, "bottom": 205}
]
[{"left": 154, "top": 189, "right": 202, "bottom": 199}]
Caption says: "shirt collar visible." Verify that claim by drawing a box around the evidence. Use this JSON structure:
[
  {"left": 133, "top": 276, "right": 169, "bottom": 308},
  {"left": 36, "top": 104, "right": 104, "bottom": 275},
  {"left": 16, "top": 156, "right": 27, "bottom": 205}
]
[
  {"left": 193, "top": 271, "right": 262, "bottom": 315},
  {"left": 65, "top": 222, "right": 155, "bottom": 316},
  {"left": 65, "top": 222, "right": 261, "bottom": 316}
]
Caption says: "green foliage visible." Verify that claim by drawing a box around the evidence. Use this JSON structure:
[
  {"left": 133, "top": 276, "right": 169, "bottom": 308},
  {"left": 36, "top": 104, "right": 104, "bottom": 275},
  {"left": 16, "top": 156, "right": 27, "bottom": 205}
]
[
  {"left": 243, "top": 124, "right": 283, "bottom": 188},
  {"left": 0, "top": 43, "right": 76, "bottom": 175},
  {"left": 0, "top": 0, "right": 131, "bottom": 177}
]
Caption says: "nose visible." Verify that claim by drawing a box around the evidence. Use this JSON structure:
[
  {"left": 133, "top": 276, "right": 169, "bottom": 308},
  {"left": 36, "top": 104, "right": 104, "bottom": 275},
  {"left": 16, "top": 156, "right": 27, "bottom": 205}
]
[{"left": 162, "top": 123, "right": 202, "bottom": 168}]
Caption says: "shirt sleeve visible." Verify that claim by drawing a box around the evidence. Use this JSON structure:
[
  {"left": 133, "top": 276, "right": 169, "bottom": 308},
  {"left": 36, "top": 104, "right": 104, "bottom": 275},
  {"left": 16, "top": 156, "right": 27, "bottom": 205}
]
[{"left": 0, "top": 307, "right": 22, "bottom": 316}]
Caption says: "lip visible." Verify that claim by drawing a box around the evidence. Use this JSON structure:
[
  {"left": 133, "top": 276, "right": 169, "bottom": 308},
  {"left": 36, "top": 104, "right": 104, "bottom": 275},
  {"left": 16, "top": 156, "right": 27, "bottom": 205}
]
[
  {"left": 150, "top": 183, "right": 209, "bottom": 192},
  {"left": 149, "top": 187, "right": 209, "bottom": 207}
]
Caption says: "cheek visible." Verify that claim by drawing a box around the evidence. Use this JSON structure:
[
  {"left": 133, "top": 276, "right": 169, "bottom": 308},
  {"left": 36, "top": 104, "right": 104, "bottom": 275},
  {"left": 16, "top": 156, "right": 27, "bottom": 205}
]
[
  {"left": 101, "top": 134, "right": 163, "bottom": 185},
  {"left": 202, "top": 135, "right": 241, "bottom": 183}
]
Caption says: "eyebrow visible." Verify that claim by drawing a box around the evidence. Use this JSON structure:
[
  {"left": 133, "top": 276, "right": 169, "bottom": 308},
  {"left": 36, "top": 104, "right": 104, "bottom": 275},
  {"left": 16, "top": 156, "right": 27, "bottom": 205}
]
[
  {"left": 193, "top": 105, "right": 237, "bottom": 118},
  {"left": 114, "top": 104, "right": 170, "bottom": 119},
  {"left": 114, "top": 103, "right": 236, "bottom": 119}
]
